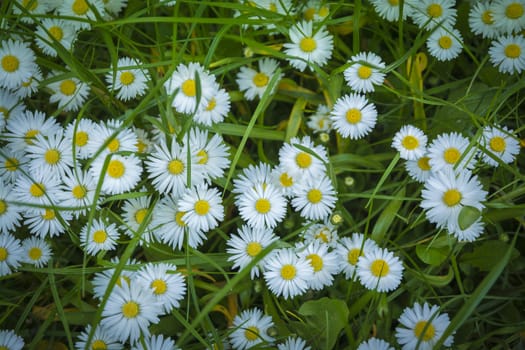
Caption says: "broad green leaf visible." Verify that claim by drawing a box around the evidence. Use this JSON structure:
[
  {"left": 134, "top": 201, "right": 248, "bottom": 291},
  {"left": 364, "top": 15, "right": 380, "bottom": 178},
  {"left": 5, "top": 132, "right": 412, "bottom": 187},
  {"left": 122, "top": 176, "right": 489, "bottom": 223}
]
[
  {"left": 416, "top": 243, "right": 451, "bottom": 266},
  {"left": 285, "top": 97, "right": 306, "bottom": 142},
  {"left": 406, "top": 266, "right": 454, "bottom": 287},
  {"left": 458, "top": 206, "right": 482, "bottom": 230},
  {"left": 460, "top": 240, "right": 520, "bottom": 271}
]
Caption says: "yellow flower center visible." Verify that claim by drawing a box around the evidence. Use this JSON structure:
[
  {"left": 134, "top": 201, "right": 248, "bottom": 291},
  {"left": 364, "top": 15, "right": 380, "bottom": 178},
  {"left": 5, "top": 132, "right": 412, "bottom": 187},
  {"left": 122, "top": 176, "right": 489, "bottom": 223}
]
[
  {"left": 506, "top": 3, "right": 524, "bottom": 19},
  {"left": 307, "top": 253, "right": 323, "bottom": 272},
  {"left": 49, "top": 26, "right": 64, "bottom": 41},
  {"left": 279, "top": 172, "right": 293, "bottom": 187},
  {"left": 388, "top": 0, "right": 399, "bottom": 5},
  {"left": 482, "top": 10, "right": 494, "bottom": 24},
  {"left": 489, "top": 136, "right": 506, "bottom": 152},
  {"left": 438, "top": 36, "right": 452, "bottom": 49},
  {"left": 357, "top": 66, "right": 372, "bottom": 79},
  {"left": 348, "top": 248, "right": 361, "bottom": 266},
  {"left": 0, "top": 247, "right": 8, "bottom": 261},
  {"left": 22, "top": 0, "right": 39, "bottom": 10},
  {"left": 75, "top": 131, "right": 89, "bottom": 146},
  {"left": 168, "top": 159, "right": 184, "bottom": 175},
  {"left": 30, "top": 183, "right": 46, "bottom": 197},
  {"left": 370, "top": 259, "right": 389, "bottom": 277},
  {"left": 304, "top": 8, "right": 315, "bottom": 21},
  {"left": 44, "top": 149, "right": 60, "bottom": 165},
  {"left": 72, "top": 0, "right": 89, "bottom": 15},
  {"left": 443, "top": 147, "right": 460, "bottom": 164},
  {"left": 300, "top": 37, "right": 317, "bottom": 53},
  {"left": 136, "top": 139, "right": 147, "bottom": 153},
  {"left": 197, "top": 149, "right": 208, "bottom": 165},
  {"left": 194, "top": 199, "right": 210, "bottom": 215},
  {"left": 417, "top": 156, "right": 431, "bottom": 171},
  {"left": 60, "top": 79, "right": 77, "bottom": 96},
  {"left": 505, "top": 43, "right": 521, "bottom": 58},
  {"left": 1, "top": 55, "right": 19, "bottom": 73},
  {"left": 307, "top": 189, "right": 322, "bottom": 204},
  {"left": 151, "top": 279, "right": 167, "bottom": 295},
  {"left": 252, "top": 72, "right": 269, "bottom": 87},
  {"left": 346, "top": 108, "right": 362, "bottom": 124},
  {"left": 0, "top": 200, "right": 6, "bottom": 215},
  {"left": 246, "top": 241, "right": 262, "bottom": 257},
  {"left": 120, "top": 71, "right": 135, "bottom": 86},
  {"left": 107, "top": 138, "right": 120, "bottom": 153},
  {"left": 255, "top": 198, "right": 271, "bottom": 214},
  {"left": 92, "top": 230, "right": 107, "bottom": 243},
  {"left": 181, "top": 79, "right": 196, "bottom": 97},
  {"left": 135, "top": 208, "right": 148, "bottom": 224},
  {"left": 121, "top": 301, "right": 139, "bottom": 318},
  {"left": 443, "top": 189, "right": 462, "bottom": 207},
  {"left": 175, "top": 211, "right": 187, "bottom": 227},
  {"left": 427, "top": 3, "right": 443, "bottom": 18},
  {"left": 107, "top": 159, "right": 125, "bottom": 178},
  {"left": 72, "top": 185, "right": 87, "bottom": 199},
  {"left": 42, "top": 209, "right": 55, "bottom": 220},
  {"left": 318, "top": 6, "right": 329, "bottom": 17},
  {"left": 5, "top": 157, "right": 19, "bottom": 172},
  {"left": 269, "top": 3, "right": 277, "bottom": 12},
  {"left": 28, "top": 247, "right": 42, "bottom": 261},
  {"left": 25, "top": 129, "right": 39, "bottom": 145},
  {"left": 414, "top": 321, "right": 436, "bottom": 341},
  {"left": 402, "top": 135, "right": 419, "bottom": 150},
  {"left": 244, "top": 326, "right": 259, "bottom": 341},
  {"left": 205, "top": 97, "right": 216, "bottom": 111},
  {"left": 315, "top": 229, "right": 329, "bottom": 243},
  {"left": 280, "top": 264, "right": 296, "bottom": 280},
  {"left": 295, "top": 152, "right": 312, "bottom": 168},
  {"left": 22, "top": 76, "right": 33, "bottom": 87},
  {"left": 0, "top": 107, "right": 8, "bottom": 119},
  {"left": 91, "top": 340, "right": 108, "bottom": 350}
]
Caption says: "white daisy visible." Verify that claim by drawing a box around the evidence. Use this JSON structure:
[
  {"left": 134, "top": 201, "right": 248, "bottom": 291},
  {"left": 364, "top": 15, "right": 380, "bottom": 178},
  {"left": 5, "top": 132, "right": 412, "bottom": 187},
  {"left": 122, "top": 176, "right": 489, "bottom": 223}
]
[
  {"left": 480, "top": 124, "right": 520, "bottom": 166},
  {"left": 409, "top": 0, "right": 457, "bottom": 30},
  {"left": 0, "top": 88, "right": 26, "bottom": 130},
  {"left": 14, "top": 65, "right": 43, "bottom": 98},
  {"left": 427, "top": 132, "right": 477, "bottom": 172},
  {"left": 91, "top": 257, "right": 138, "bottom": 300},
  {"left": 80, "top": 218, "right": 119, "bottom": 255},
  {"left": 131, "top": 335, "right": 179, "bottom": 350},
  {"left": 343, "top": 52, "right": 386, "bottom": 93},
  {"left": 150, "top": 194, "right": 192, "bottom": 250},
  {"left": 283, "top": 20, "right": 334, "bottom": 72},
  {"left": 56, "top": 169, "right": 99, "bottom": 218},
  {"left": 369, "top": 0, "right": 413, "bottom": 21},
  {"left": 24, "top": 207, "right": 73, "bottom": 238},
  {"left": 357, "top": 246, "right": 404, "bottom": 292},
  {"left": 26, "top": 130, "right": 74, "bottom": 178},
  {"left": 178, "top": 184, "right": 224, "bottom": 234},
  {"left": 0, "top": 148, "right": 29, "bottom": 185},
  {"left": 193, "top": 83, "right": 231, "bottom": 126},
  {"left": 451, "top": 216, "right": 485, "bottom": 242},
  {"left": 357, "top": 338, "right": 395, "bottom": 350},
  {"left": 236, "top": 183, "right": 287, "bottom": 229},
  {"left": 291, "top": 175, "right": 337, "bottom": 221},
  {"left": 302, "top": 219, "right": 339, "bottom": 247},
  {"left": 134, "top": 127, "right": 153, "bottom": 154},
  {"left": 5, "top": 110, "right": 61, "bottom": 153},
  {"left": 306, "top": 104, "right": 332, "bottom": 134},
  {"left": 75, "top": 324, "right": 123, "bottom": 350},
  {"left": 89, "top": 154, "right": 143, "bottom": 195},
  {"left": 135, "top": 262, "right": 186, "bottom": 315},
  {"left": 236, "top": 57, "right": 282, "bottom": 100},
  {"left": 0, "top": 233, "right": 23, "bottom": 276},
  {"left": 106, "top": 57, "right": 150, "bottom": 101},
  {"left": 491, "top": 0, "right": 525, "bottom": 34},
  {"left": 263, "top": 248, "right": 314, "bottom": 299},
  {"left": 12, "top": 0, "right": 50, "bottom": 23},
  {"left": 35, "top": 18, "right": 77, "bottom": 57},
  {"left": 21, "top": 237, "right": 52, "bottom": 268},
  {"left": 489, "top": 34, "right": 525, "bottom": 74},
  {"left": 330, "top": 93, "right": 378, "bottom": 139},
  {"left": 12, "top": 170, "right": 61, "bottom": 208},
  {"left": 302, "top": 0, "right": 330, "bottom": 22},
  {"left": 0, "top": 181, "right": 23, "bottom": 234},
  {"left": 296, "top": 240, "right": 339, "bottom": 290},
  {"left": 426, "top": 27, "right": 463, "bottom": 61},
  {"left": 405, "top": 154, "right": 434, "bottom": 183},
  {"left": 0, "top": 39, "right": 37, "bottom": 90},
  {"left": 269, "top": 163, "right": 298, "bottom": 197},
  {"left": 395, "top": 302, "right": 454, "bottom": 350},
  {"left": 86, "top": 119, "right": 138, "bottom": 159},
  {"left": 420, "top": 168, "right": 487, "bottom": 237},
  {"left": 101, "top": 282, "right": 161, "bottom": 344},
  {"left": 335, "top": 233, "right": 379, "bottom": 280},
  {"left": 58, "top": 0, "right": 106, "bottom": 30},
  {"left": 0, "top": 329, "right": 24, "bottom": 350},
  {"left": 229, "top": 308, "right": 275, "bottom": 350},
  {"left": 64, "top": 118, "right": 97, "bottom": 159},
  {"left": 232, "top": 162, "right": 273, "bottom": 196},
  {"left": 47, "top": 72, "right": 90, "bottom": 112},
  {"left": 226, "top": 224, "right": 279, "bottom": 279},
  {"left": 469, "top": 1, "right": 502, "bottom": 39},
  {"left": 278, "top": 136, "right": 328, "bottom": 180},
  {"left": 120, "top": 194, "right": 155, "bottom": 245},
  {"left": 187, "top": 127, "right": 230, "bottom": 182},
  {"left": 392, "top": 124, "right": 428, "bottom": 160}
]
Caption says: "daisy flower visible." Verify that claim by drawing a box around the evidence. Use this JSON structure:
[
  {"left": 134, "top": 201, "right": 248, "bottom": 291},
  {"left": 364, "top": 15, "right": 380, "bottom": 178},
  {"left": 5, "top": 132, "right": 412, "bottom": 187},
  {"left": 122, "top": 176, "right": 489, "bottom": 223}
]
[
  {"left": 79, "top": 218, "right": 119, "bottom": 255},
  {"left": 131, "top": 335, "right": 179, "bottom": 350},
  {"left": 335, "top": 233, "right": 379, "bottom": 280},
  {"left": 75, "top": 324, "right": 123, "bottom": 350},
  {"left": 0, "top": 39, "right": 37, "bottom": 90},
  {"left": 306, "top": 104, "right": 332, "bottom": 134},
  {"left": 427, "top": 132, "right": 477, "bottom": 172},
  {"left": 263, "top": 248, "right": 314, "bottom": 299},
  {"left": 164, "top": 62, "right": 217, "bottom": 114},
  {"left": 491, "top": 0, "right": 525, "bottom": 34},
  {"left": 134, "top": 127, "right": 153, "bottom": 154},
  {"left": 489, "top": 34, "right": 525, "bottom": 74},
  {"left": 395, "top": 302, "right": 454, "bottom": 350},
  {"left": 302, "top": 219, "right": 339, "bottom": 247},
  {"left": 229, "top": 308, "right": 275, "bottom": 350},
  {"left": 47, "top": 72, "right": 90, "bottom": 112},
  {"left": 232, "top": 162, "right": 273, "bottom": 196},
  {"left": 226, "top": 224, "right": 279, "bottom": 279},
  {"left": 278, "top": 136, "right": 328, "bottom": 180},
  {"left": 0, "top": 329, "right": 24, "bottom": 350},
  {"left": 236, "top": 57, "right": 282, "bottom": 100},
  {"left": 296, "top": 240, "right": 340, "bottom": 290},
  {"left": 369, "top": 0, "right": 413, "bottom": 21},
  {"left": 343, "top": 52, "right": 387, "bottom": 93},
  {"left": 469, "top": 1, "right": 502, "bottom": 39},
  {"left": 58, "top": 0, "right": 106, "bottom": 30},
  {"left": 392, "top": 124, "right": 428, "bottom": 160},
  {"left": 420, "top": 168, "right": 487, "bottom": 239},
  {"left": 56, "top": 169, "right": 99, "bottom": 217},
  {"left": 91, "top": 257, "right": 138, "bottom": 300},
  {"left": 12, "top": 170, "right": 61, "bottom": 208},
  {"left": 357, "top": 338, "right": 395, "bottom": 350},
  {"left": 0, "top": 88, "right": 26, "bottom": 129},
  {"left": 103, "top": 0, "right": 128, "bottom": 17},
  {"left": 302, "top": 0, "right": 330, "bottom": 22},
  {"left": 451, "top": 216, "right": 485, "bottom": 242},
  {"left": 426, "top": 27, "right": 464, "bottom": 61},
  {"left": 330, "top": 93, "right": 378, "bottom": 139},
  {"left": 357, "top": 246, "right": 404, "bottom": 292},
  {"left": 405, "top": 154, "right": 433, "bottom": 183},
  {"left": 480, "top": 124, "right": 520, "bottom": 166},
  {"left": 89, "top": 154, "right": 143, "bottom": 195},
  {"left": 270, "top": 163, "right": 298, "bottom": 197},
  {"left": 278, "top": 336, "right": 311, "bottom": 350},
  {"left": 26, "top": 130, "right": 74, "bottom": 178},
  {"left": 283, "top": 20, "right": 334, "bottom": 72},
  {"left": 86, "top": 119, "right": 138, "bottom": 159},
  {"left": 106, "top": 57, "right": 150, "bottom": 101},
  {"left": 14, "top": 65, "right": 43, "bottom": 98},
  {"left": 150, "top": 194, "right": 193, "bottom": 250},
  {"left": 236, "top": 183, "right": 287, "bottom": 229},
  {"left": 193, "top": 82, "right": 231, "bottom": 126},
  {"left": 5, "top": 110, "right": 61, "bottom": 153},
  {"left": 64, "top": 118, "right": 97, "bottom": 159},
  {"left": 21, "top": 237, "right": 52, "bottom": 268},
  {"left": 135, "top": 262, "right": 186, "bottom": 315},
  {"left": 178, "top": 184, "right": 224, "bottom": 233},
  {"left": 35, "top": 18, "right": 77, "bottom": 57},
  {"left": 0, "top": 233, "right": 23, "bottom": 276},
  {"left": 12, "top": 0, "right": 50, "bottom": 23},
  {"left": 0, "top": 182, "right": 23, "bottom": 234},
  {"left": 291, "top": 175, "right": 337, "bottom": 221},
  {"left": 0, "top": 148, "right": 29, "bottom": 185},
  {"left": 24, "top": 207, "right": 73, "bottom": 238},
  {"left": 101, "top": 282, "right": 161, "bottom": 344},
  {"left": 187, "top": 127, "right": 230, "bottom": 182},
  {"left": 120, "top": 194, "right": 156, "bottom": 245},
  {"left": 409, "top": 0, "right": 457, "bottom": 30}
]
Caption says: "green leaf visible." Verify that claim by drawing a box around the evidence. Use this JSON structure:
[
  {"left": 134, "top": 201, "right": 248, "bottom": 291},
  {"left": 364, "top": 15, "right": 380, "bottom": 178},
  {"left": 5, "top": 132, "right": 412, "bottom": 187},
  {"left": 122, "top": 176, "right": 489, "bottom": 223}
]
[
  {"left": 460, "top": 240, "right": 520, "bottom": 271},
  {"left": 298, "top": 297, "right": 349, "bottom": 350},
  {"left": 285, "top": 97, "right": 306, "bottom": 142},
  {"left": 416, "top": 241, "right": 451, "bottom": 266},
  {"left": 371, "top": 187, "right": 405, "bottom": 242},
  {"left": 406, "top": 266, "right": 454, "bottom": 287},
  {"left": 458, "top": 206, "right": 482, "bottom": 230}
]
